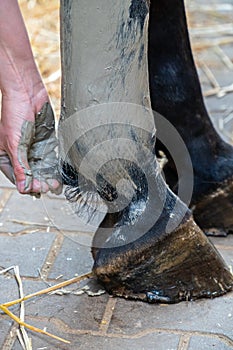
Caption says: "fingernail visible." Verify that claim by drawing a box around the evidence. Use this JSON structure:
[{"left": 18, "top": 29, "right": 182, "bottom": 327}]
[
  {"left": 41, "top": 182, "right": 49, "bottom": 193},
  {"left": 17, "top": 180, "right": 26, "bottom": 193},
  {"left": 32, "top": 179, "right": 48, "bottom": 194},
  {"left": 47, "top": 179, "right": 63, "bottom": 195}
]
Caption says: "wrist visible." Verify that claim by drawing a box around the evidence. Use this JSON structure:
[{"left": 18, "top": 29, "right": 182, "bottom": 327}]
[
  {"left": 0, "top": 51, "right": 38, "bottom": 90},
  {"left": 0, "top": 56, "right": 49, "bottom": 113}
]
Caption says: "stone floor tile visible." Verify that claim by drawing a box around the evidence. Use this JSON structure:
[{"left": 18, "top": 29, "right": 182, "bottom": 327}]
[
  {"left": 0, "top": 191, "right": 54, "bottom": 233},
  {"left": 0, "top": 231, "right": 56, "bottom": 277},
  {"left": 0, "top": 319, "right": 13, "bottom": 349},
  {"left": 68, "top": 333, "right": 179, "bottom": 350},
  {"left": 217, "top": 248, "right": 233, "bottom": 267},
  {"left": 48, "top": 232, "right": 93, "bottom": 279},
  {"left": 25, "top": 293, "right": 108, "bottom": 332},
  {"left": 0, "top": 172, "right": 15, "bottom": 189},
  {"left": 210, "top": 236, "right": 233, "bottom": 247},
  {"left": 108, "top": 293, "right": 233, "bottom": 341},
  {"left": 189, "top": 335, "right": 233, "bottom": 350},
  {"left": 0, "top": 275, "right": 23, "bottom": 304},
  {"left": 13, "top": 330, "right": 180, "bottom": 350}
]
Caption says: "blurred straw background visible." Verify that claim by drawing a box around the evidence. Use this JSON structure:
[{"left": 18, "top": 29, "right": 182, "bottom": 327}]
[{"left": 19, "top": 0, "right": 233, "bottom": 142}]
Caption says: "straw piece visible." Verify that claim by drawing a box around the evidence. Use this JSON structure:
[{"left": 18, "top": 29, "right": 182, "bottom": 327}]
[
  {"left": 204, "top": 83, "right": 233, "bottom": 97},
  {"left": 201, "top": 62, "right": 220, "bottom": 89},
  {"left": 14, "top": 266, "right": 32, "bottom": 350},
  {"left": 214, "top": 46, "right": 233, "bottom": 70}
]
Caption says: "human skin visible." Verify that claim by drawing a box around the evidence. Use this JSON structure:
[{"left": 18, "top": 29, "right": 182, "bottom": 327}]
[{"left": 0, "top": 0, "right": 61, "bottom": 195}]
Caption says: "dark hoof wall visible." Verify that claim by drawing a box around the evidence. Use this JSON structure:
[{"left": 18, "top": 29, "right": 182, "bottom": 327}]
[
  {"left": 193, "top": 179, "right": 233, "bottom": 236},
  {"left": 93, "top": 217, "right": 233, "bottom": 304}
]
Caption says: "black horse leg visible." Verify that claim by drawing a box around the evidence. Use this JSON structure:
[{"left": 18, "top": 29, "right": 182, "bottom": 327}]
[{"left": 148, "top": 0, "right": 233, "bottom": 234}]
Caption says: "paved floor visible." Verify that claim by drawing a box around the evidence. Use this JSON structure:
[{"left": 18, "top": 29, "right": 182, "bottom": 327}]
[
  {"left": 0, "top": 181, "right": 233, "bottom": 350},
  {"left": 1, "top": 1, "right": 233, "bottom": 349}
]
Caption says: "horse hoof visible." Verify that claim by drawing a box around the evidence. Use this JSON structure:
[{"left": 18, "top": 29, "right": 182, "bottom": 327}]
[
  {"left": 193, "top": 178, "right": 233, "bottom": 236},
  {"left": 93, "top": 216, "right": 233, "bottom": 303}
]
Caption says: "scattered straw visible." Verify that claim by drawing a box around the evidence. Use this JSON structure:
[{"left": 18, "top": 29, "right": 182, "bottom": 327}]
[{"left": 0, "top": 269, "right": 93, "bottom": 345}]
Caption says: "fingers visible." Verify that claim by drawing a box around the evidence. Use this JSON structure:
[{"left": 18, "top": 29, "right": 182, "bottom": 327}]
[
  {"left": 0, "top": 126, "right": 32, "bottom": 192},
  {"left": 0, "top": 102, "right": 62, "bottom": 196},
  {"left": 29, "top": 148, "right": 63, "bottom": 195},
  {"left": 15, "top": 145, "right": 33, "bottom": 193},
  {"left": 7, "top": 106, "right": 62, "bottom": 196},
  {"left": 0, "top": 120, "right": 35, "bottom": 193},
  {"left": 47, "top": 179, "right": 63, "bottom": 195},
  {"left": 0, "top": 150, "right": 33, "bottom": 194}
]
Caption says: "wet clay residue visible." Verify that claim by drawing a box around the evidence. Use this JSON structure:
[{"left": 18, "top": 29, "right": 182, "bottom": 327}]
[{"left": 18, "top": 102, "right": 62, "bottom": 194}]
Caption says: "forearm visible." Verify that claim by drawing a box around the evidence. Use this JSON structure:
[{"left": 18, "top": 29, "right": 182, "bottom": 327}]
[{"left": 0, "top": 0, "right": 47, "bottom": 107}]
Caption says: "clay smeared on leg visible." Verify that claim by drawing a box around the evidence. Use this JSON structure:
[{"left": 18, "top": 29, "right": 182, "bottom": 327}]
[{"left": 60, "top": 0, "right": 233, "bottom": 304}]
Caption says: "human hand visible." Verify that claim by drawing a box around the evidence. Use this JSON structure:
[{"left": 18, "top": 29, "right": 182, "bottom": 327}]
[
  {"left": 0, "top": 93, "right": 62, "bottom": 195},
  {"left": 0, "top": 0, "right": 62, "bottom": 196}
]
